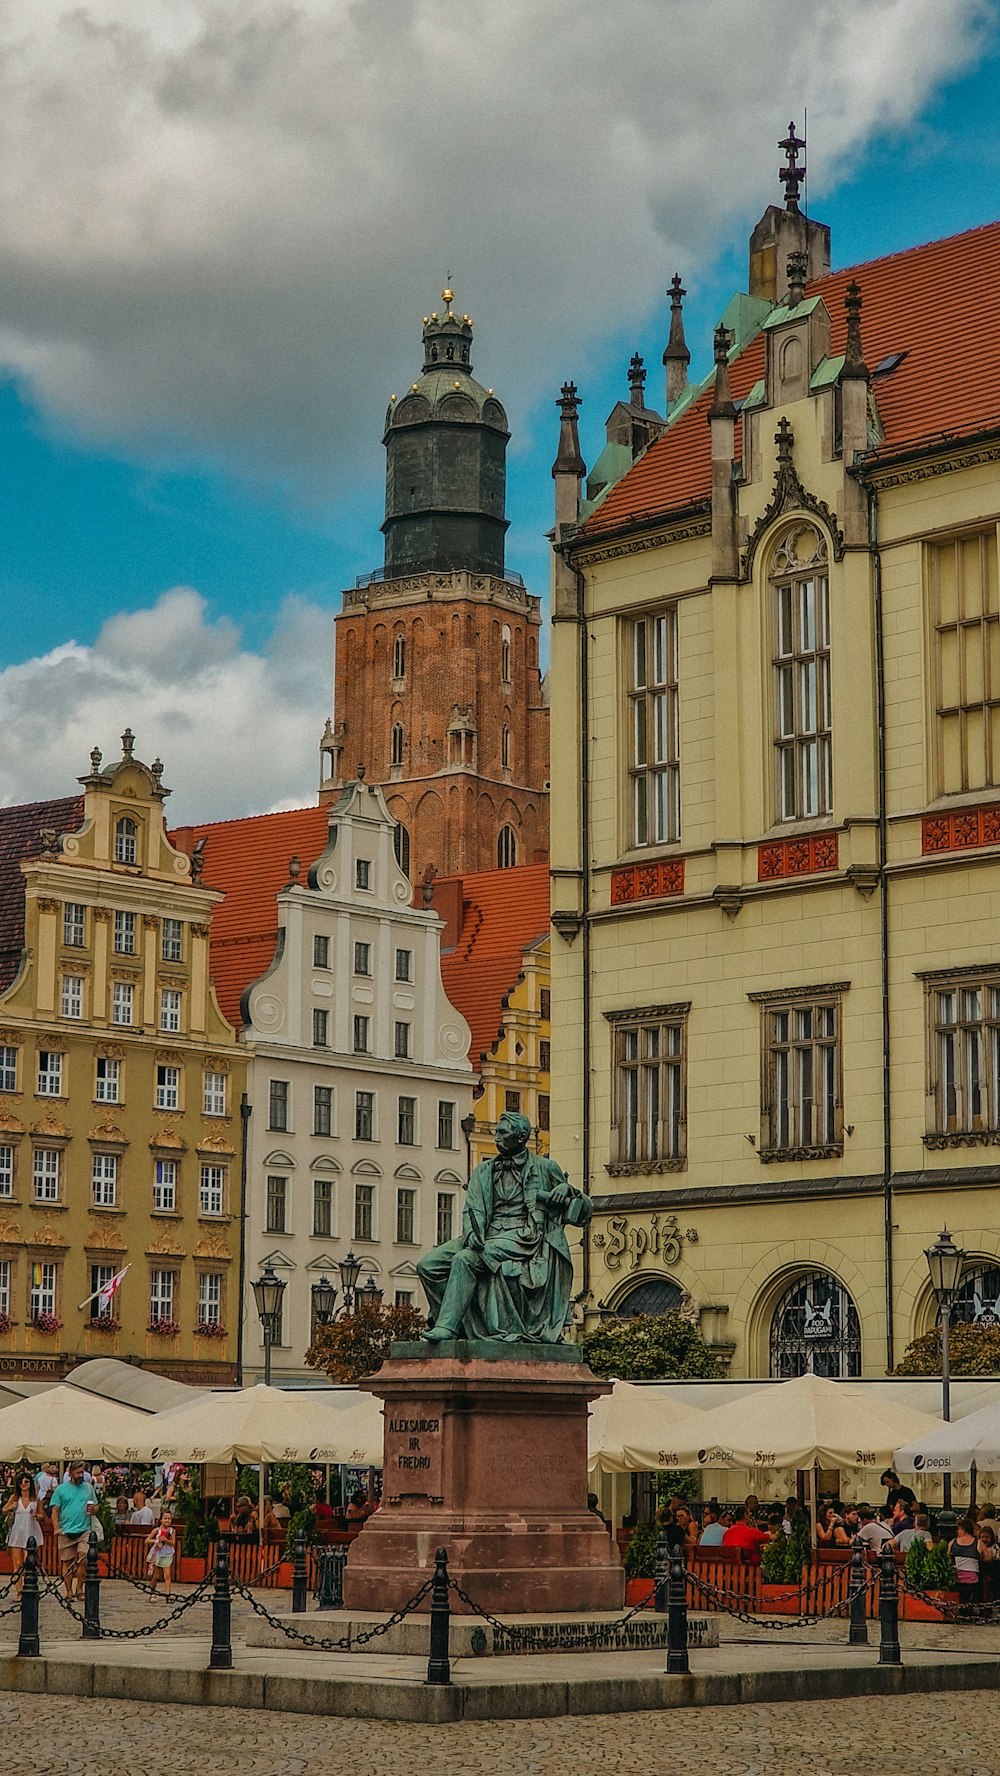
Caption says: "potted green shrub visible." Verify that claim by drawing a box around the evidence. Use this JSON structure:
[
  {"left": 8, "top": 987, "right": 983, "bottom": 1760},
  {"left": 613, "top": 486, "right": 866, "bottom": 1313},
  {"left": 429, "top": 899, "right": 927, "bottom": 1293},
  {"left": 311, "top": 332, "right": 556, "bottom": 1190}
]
[
  {"left": 901, "top": 1538, "right": 958, "bottom": 1621},
  {"left": 760, "top": 1519, "right": 809, "bottom": 1613},
  {"left": 623, "top": 1520, "right": 659, "bottom": 1605}
]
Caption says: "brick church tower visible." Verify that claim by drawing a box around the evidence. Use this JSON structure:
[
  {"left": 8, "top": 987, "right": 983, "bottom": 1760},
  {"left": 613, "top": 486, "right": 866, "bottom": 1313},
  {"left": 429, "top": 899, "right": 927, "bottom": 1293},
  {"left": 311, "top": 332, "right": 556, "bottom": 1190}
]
[{"left": 320, "top": 289, "right": 549, "bottom": 882}]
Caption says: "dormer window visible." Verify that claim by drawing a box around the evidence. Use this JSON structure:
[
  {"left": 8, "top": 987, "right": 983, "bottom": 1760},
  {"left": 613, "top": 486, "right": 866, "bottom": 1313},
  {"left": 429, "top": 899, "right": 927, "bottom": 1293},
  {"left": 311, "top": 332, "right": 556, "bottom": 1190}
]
[{"left": 114, "top": 816, "right": 138, "bottom": 865}]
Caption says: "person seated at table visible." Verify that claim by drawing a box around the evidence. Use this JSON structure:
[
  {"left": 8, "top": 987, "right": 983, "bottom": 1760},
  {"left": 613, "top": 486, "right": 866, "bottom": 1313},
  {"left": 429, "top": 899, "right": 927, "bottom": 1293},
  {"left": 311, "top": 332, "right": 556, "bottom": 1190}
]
[
  {"left": 112, "top": 1493, "right": 131, "bottom": 1528},
  {"left": 815, "top": 1503, "right": 850, "bottom": 1548},
  {"left": 721, "top": 1505, "right": 770, "bottom": 1558},
  {"left": 345, "top": 1488, "right": 373, "bottom": 1523},
  {"left": 128, "top": 1488, "right": 154, "bottom": 1527},
  {"left": 259, "top": 1497, "right": 282, "bottom": 1538},
  {"left": 699, "top": 1504, "right": 726, "bottom": 1547},
  {"left": 742, "top": 1493, "right": 760, "bottom": 1526},
  {"left": 232, "top": 1495, "right": 257, "bottom": 1533},
  {"left": 271, "top": 1485, "right": 292, "bottom": 1525}
]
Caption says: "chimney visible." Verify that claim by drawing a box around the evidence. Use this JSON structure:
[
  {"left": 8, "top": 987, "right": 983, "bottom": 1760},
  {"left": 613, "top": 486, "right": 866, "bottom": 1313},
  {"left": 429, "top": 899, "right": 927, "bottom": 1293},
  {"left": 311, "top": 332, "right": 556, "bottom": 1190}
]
[
  {"left": 708, "top": 324, "right": 738, "bottom": 579},
  {"left": 840, "top": 280, "right": 870, "bottom": 544},
  {"left": 663, "top": 273, "right": 691, "bottom": 410},
  {"left": 749, "top": 121, "right": 830, "bottom": 302},
  {"left": 551, "top": 380, "right": 586, "bottom": 534}
]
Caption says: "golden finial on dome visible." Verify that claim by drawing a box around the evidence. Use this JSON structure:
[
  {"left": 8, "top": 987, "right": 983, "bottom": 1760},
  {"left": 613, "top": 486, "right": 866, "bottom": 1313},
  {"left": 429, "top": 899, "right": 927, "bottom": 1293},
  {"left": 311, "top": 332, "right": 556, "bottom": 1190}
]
[{"left": 442, "top": 275, "right": 455, "bottom": 313}]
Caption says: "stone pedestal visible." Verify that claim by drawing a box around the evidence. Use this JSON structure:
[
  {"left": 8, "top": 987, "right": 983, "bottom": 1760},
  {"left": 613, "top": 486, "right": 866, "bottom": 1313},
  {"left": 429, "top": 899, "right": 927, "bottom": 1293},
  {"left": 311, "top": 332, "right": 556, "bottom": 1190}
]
[{"left": 343, "top": 1342, "right": 624, "bottom": 1614}]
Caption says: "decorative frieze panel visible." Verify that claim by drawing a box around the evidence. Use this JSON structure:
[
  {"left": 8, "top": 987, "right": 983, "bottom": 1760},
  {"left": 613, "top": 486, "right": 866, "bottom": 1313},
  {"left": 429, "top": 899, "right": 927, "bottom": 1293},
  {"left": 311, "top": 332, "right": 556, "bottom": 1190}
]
[
  {"left": 610, "top": 858, "right": 685, "bottom": 906},
  {"left": 758, "top": 832, "right": 838, "bottom": 881},
  {"left": 922, "top": 803, "right": 1000, "bottom": 854}
]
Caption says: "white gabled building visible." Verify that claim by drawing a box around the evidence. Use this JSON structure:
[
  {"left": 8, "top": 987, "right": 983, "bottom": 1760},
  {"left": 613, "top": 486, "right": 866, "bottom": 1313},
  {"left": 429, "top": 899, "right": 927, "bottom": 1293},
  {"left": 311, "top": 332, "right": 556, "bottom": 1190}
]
[{"left": 240, "top": 778, "right": 473, "bottom": 1380}]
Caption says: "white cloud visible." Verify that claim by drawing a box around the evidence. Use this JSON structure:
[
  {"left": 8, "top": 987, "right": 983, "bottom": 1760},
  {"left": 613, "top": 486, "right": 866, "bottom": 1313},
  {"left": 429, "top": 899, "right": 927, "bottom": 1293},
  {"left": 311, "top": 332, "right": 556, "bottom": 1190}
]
[
  {"left": 0, "top": 587, "right": 330, "bottom": 820},
  {"left": 0, "top": 0, "right": 988, "bottom": 488}
]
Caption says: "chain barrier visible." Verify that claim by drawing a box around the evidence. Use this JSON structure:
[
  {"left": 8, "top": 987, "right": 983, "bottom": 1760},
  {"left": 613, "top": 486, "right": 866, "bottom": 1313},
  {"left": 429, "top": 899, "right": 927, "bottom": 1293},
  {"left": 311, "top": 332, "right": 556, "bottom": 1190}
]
[
  {"left": 895, "top": 1572, "right": 967, "bottom": 1623},
  {"left": 445, "top": 1576, "right": 660, "bottom": 1651},
  {"left": 228, "top": 1574, "right": 433, "bottom": 1651},
  {"left": 683, "top": 1566, "right": 873, "bottom": 1633},
  {"left": 44, "top": 1574, "right": 214, "bottom": 1640}
]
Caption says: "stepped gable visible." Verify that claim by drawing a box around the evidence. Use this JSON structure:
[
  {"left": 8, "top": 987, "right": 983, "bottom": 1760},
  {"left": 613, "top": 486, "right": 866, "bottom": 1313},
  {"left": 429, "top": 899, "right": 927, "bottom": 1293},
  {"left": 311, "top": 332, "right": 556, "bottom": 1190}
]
[
  {"left": 0, "top": 795, "right": 84, "bottom": 991},
  {"left": 434, "top": 863, "right": 549, "bottom": 1067},
  {"left": 584, "top": 221, "right": 1000, "bottom": 538},
  {"left": 171, "top": 805, "right": 327, "bottom": 1027}
]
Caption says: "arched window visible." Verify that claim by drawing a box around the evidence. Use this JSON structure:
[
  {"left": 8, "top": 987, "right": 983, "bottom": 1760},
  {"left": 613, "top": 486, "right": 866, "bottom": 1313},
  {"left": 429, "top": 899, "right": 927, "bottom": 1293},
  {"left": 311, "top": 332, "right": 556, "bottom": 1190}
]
[
  {"left": 392, "top": 633, "right": 406, "bottom": 681},
  {"left": 390, "top": 724, "right": 404, "bottom": 768},
  {"left": 393, "top": 821, "right": 411, "bottom": 877},
  {"left": 501, "top": 625, "right": 511, "bottom": 684},
  {"left": 501, "top": 723, "right": 510, "bottom": 770},
  {"left": 952, "top": 1263, "right": 1000, "bottom": 1326},
  {"left": 114, "top": 817, "right": 137, "bottom": 865},
  {"left": 497, "top": 825, "right": 517, "bottom": 868},
  {"left": 613, "top": 1278, "right": 683, "bottom": 1317},
  {"left": 769, "top": 1270, "right": 861, "bottom": 1379},
  {"left": 770, "top": 523, "right": 831, "bottom": 822}
]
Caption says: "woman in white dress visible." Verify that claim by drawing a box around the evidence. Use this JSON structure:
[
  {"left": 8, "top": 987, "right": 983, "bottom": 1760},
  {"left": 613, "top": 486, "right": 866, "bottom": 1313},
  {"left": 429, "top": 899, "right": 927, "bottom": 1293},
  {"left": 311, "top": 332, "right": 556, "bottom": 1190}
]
[{"left": 3, "top": 1473, "right": 40, "bottom": 1590}]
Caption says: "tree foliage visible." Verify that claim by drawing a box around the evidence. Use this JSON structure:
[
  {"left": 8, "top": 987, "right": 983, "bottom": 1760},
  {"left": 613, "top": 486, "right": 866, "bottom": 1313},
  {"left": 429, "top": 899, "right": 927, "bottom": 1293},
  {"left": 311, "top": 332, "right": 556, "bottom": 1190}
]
[
  {"left": 580, "top": 1310, "right": 722, "bottom": 1381},
  {"left": 895, "top": 1321, "right": 1000, "bottom": 1376},
  {"left": 304, "top": 1299, "right": 426, "bottom": 1382}
]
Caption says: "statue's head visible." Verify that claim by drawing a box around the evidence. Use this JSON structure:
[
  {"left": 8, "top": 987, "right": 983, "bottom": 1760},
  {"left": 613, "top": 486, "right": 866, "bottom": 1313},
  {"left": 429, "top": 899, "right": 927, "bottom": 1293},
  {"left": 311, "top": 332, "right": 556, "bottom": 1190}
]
[{"left": 495, "top": 1110, "right": 532, "bottom": 1155}]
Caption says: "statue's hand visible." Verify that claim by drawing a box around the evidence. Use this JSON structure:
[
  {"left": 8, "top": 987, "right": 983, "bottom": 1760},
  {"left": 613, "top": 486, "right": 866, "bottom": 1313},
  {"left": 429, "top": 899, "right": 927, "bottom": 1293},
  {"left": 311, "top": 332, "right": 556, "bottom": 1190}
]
[
  {"left": 466, "top": 1232, "right": 484, "bottom": 1252},
  {"left": 546, "top": 1178, "right": 571, "bottom": 1209}
]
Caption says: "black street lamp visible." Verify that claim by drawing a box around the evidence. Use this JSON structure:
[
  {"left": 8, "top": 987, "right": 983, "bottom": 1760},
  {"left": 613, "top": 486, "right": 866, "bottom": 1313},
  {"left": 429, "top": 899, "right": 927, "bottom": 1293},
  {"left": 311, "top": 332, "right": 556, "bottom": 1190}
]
[
  {"left": 461, "top": 1112, "right": 476, "bottom": 1176},
  {"left": 338, "top": 1250, "right": 363, "bottom": 1314},
  {"left": 360, "top": 1276, "right": 384, "bottom": 1308},
  {"left": 251, "top": 1262, "right": 286, "bottom": 1387},
  {"left": 312, "top": 1274, "right": 338, "bottom": 1327},
  {"left": 925, "top": 1227, "right": 966, "bottom": 1516}
]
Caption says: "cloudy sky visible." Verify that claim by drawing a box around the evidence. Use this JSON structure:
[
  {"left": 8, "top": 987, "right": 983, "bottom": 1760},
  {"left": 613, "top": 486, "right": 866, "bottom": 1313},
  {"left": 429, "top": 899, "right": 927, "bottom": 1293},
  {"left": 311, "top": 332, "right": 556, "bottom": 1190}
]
[{"left": 1, "top": 0, "right": 998, "bottom": 819}]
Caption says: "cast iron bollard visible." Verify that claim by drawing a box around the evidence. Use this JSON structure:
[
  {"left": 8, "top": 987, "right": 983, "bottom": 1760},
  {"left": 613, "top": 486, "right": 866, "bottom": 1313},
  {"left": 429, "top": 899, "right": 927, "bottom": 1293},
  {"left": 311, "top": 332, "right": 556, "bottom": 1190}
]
[
  {"left": 291, "top": 1535, "right": 309, "bottom": 1615},
  {"left": 665, "top": 1540, "right": 690, "bottom": 1675},
  {"left": 653, "top": 1527, "right": 669, "bottom": 1614},
  {"left": 425, "top": 1547, "right": 451, "bottom": 1685},
  {"left": 848, "top": 1535, "right": 869, "bottom": 1646},
  {"left": 210, "top": 1535, "right": 233, "bottom": 1670},
  {"left": 878, "top": 1542, "right": 901, "bottom": 1666},
  {"left": 17, "top": 1535, "right": 40, "bottom": 1658},
  {"left": 82, "top": 1530, "right": 101, "bottom": 1640},
  {"left": 317, "top": 1546, "right": 346, "bottom": 1610}
]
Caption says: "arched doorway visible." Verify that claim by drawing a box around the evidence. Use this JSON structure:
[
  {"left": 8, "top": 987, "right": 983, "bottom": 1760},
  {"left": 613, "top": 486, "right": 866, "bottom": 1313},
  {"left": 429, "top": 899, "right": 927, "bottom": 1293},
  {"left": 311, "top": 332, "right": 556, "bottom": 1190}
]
[
  {"left": 768, "top": 1270, "right": 861, "bottom": 1379},
  {"left": 953, "top": 1263, "right": 1000, "bottom": 1327},
  {"left": 613, "top": 1277, "right": 683, "bottom": 1317}
]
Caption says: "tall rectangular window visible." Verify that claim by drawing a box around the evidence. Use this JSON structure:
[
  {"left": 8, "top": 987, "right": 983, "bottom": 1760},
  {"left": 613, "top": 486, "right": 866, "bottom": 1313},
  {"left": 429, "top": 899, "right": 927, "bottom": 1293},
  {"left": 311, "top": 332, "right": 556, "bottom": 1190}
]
[
  {"left": 354, "top": 941, "right": 371, "bottom": 975},
  {"left": 504, "top": 1089, "right": 521, "bottom": 1113},
  {"left": 203, "top": 1071, "right": 227, "bottom": 1116},
  {"left": 0, "top": 1146, "right": 14, "bottom": 1197},
  {"left": 268, "top": 1079, "right": 289, "bottom": 1131},
  {"left": 436, "top": 1192, "right": 454, "bottom": 1246},
  {"left": 0, "top": 1046, "right": 17, "bottom": 1092},
  {"left": 63, "top": 903, "right": 86, "bottom": 947},
  {"left": 155, "top": 1064, "right": 180, "bottom": 1110},
  {"left": 149, "top": 1270, "right": 176, "bottom": 1325},
  {"left": 313, "top": 1009, "right": 329, "bottom": 1048},
  {"left": 628, "top": 607, "right": 680, "bottom": 847},
  {"left": 355, "top": 1090, "right": 374, "bottom": 1140},
  {"left": 540, "top": 989, "right": 551, "bottom": 1021},
  {"left": 199, "top": 1164, "right": 226, "bottom": 1216},
  {"left": 0, "top": 1259, "right": 9, "bottom": 1315},
  {"left": 198, "top": 1271, "right": 223, "bottom": 1327},
  {"left": 761, "top": 990, "right": 843, "bottom": 1157},
  {"left": 437, "top": 1101, "right": 455, "bottom": 1149},
  {"left": 95, "top": 1056, "right": 120, "bottom": 1103},
  {"left": 539, "top": 1039, "right": 551, "bottom": 1073},
  {"left": 538, "top": 1093, "right": 551, "bottom": 1130},
  {"left": 774, "top": 565, "right": 832, "bottom": 821},
  {"left": 313, "top": 934, "right": 330, "bottom": 969},
  {"left": 30, "top": 1262, "right": 57, "bottom": 1320},
  {"left": 37, "top": 1051, "right": 63, "bottom": 1097},
  {"left": 112, "top": 981, "right": 134, "bottom": 1026},
  {"left": 153, "top": 1159, "right": 177, "bottom": 1213},
  {"left": 353, "top": 1015, "right": 370, "bottom": 1054},
  {"left": 932, "top": 529, "right": 1000, "bottom": 794},
  {"left": 395, "top": 948, "right": 412, "bottom": 983},
  {"left": 354, "top": 1182, "right": 374, "bottom": 1241},
  {"left": 90, "top": 1264, "right": 115, "bottom": 1308},
  {"left": 32, "top": 1149, "right": 60, "bottom": 1202},
  {"left": 159, "top": 988, "right": 182, "bottom": 1032},
  {"left": 266, "top": 1174, "right": 287, "bottom": 1233},
  {"left": 394, "top": 1021, "right": 410, "bottom": 1059},
  {"left": 356, "top": 859, "right": 371, "bottom": 891},
  {"left": 91, "top": 1153, "right": 118, "bottom": 1208},
  {"left": 929, "top": 977, "right": 1000, "bottom": 1137},
  {"left": 313, "top": 1085, "right": 333, "bottom": 1136},
  {"left": 313, "top": 1176, "right": 333, "bottom": 1237},
  {"left": 396, "top": 1187, "right": 415, "bottom": 1243},
  {"left": 397, "top": 1095, "right": 415, "bottom": 1144},
  {"left": 161, "top": 918, "right": 183, "bottom": 962},
  {"left": 61, "top": 975, "right": 83, "bottom": 1019},
  {"left": 610, "top": 1007, "right": 687, "bottom": 1169},
  {"left": 113, "top": 910, "right": 136, "bottom": 955}
]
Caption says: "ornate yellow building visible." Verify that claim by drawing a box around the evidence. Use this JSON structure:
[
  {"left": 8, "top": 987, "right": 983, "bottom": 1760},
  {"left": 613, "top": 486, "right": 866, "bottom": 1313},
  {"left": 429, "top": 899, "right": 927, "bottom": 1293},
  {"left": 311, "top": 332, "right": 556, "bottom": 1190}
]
[
  {"left": 550, "top": 144, "right": 1000, "bottom": 1384},
  {"left": 0, "top": 734, "right": 244, "bottom": 1383}
]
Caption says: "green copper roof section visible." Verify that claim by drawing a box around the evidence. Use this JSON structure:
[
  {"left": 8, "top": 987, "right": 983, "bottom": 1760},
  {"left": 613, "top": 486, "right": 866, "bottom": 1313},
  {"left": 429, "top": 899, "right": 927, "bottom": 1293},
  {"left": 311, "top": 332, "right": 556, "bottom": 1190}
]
[
  {"left": 810, "top": 354, "right": 845, "bottom": 390},
  {"left": 719, "top": 292, "right": 773, "bottom": 351},
  {"left": 762, "top": 295, "right": 822, "bottom": 330},
  {"left": 741, "top": 378, "right": 767, "bottom": 412},
  {"left": 585, "top": 439, "right": 634, "bottom": 503},
  {"left": 389, "top": 366, "right": 508, "bottom": 427}
]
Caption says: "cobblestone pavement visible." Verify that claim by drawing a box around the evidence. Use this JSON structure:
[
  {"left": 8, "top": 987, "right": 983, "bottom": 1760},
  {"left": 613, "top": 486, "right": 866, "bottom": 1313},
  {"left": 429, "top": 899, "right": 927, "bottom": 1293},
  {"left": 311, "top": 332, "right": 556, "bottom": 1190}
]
[{"left": 2, "top": 1686, "right": 1000, "bottom": 1776}]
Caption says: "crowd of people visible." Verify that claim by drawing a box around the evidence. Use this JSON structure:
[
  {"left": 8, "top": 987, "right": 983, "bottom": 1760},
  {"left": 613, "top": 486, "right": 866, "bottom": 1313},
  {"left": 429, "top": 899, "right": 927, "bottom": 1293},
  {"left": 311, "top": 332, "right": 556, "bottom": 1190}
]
[{"left": 1, "top": 1461, "right": 188, "bottom": 1600}]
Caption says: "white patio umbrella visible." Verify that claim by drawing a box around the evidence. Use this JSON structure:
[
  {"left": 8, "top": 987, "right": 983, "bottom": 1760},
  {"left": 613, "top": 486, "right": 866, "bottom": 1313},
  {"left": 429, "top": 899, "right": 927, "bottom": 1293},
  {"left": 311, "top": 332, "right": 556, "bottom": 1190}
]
[
  {"left": 587, "top": 1380, "right": 708, "bottom": 1475},
  {"left": 691, "top": 1371, "right": 944, "bottom": 1473},
  {"left": 0, "top": 1384, "right": 151, "bottom": 1463},
  {"left": 102, "top": 1384, "right": 382, "bottom": 1465},
  {"left": 894, "top": 1393, "right": 1000, "bottom": 1475}
]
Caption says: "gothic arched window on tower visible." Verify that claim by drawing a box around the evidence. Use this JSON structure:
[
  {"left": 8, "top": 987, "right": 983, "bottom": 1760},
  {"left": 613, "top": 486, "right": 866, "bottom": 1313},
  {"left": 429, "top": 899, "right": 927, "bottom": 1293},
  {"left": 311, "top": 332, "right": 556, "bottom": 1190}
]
[
  {"left": 115, "top": 816, "right": 138, "bottom": 865},
  {"left": 392, "top": 633, "right": 406, "bottom": 681},
  {"left": 390, "top": 724, "right": 405, "bottom": 769},
  {"left": 501, "top": 625, "right": 512, "bottom": 685},
  {"left": 394, "top": 821, "right": 411, "bottom": 877},
  {"left": 497, "top": 825, "right": 518, "bottom": 869},
  {"left": 501, "top": 723, "right": 510, "bottom": 771}
]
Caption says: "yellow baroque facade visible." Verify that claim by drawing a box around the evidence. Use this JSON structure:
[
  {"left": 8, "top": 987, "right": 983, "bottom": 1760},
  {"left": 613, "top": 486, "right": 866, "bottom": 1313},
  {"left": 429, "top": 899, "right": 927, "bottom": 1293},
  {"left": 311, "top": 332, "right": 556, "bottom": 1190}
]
[
  {"left": 0, "top": 734, "right": 244, "bottom": 1383},
  {"left": 468, "top": 934, "right": 551, "bottom": 1172},
  {"left": 550, "top": 193, "right": 1000, "bottom": 1389}
]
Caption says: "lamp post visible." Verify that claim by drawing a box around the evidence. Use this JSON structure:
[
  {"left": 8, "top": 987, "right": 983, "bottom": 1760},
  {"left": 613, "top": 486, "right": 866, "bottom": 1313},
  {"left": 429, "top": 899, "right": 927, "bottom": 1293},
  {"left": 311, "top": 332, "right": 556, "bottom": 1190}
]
[
  {"left": 251, "top": 1261, "right": 286, "bottom": 1387},
  {"left": 925, "top": 1227, "right": 965, "bottom": 1518},
  {"left": 461, "top": 1112, "right": 476, "bottom": 1178},
  {"left": 311, "top": 1274, "right": 337, "bottom": 1328},
  {"left": 338, "top": 1250, "right": 363, "bottom": 1314},
  {"left": 359, "top": 1276, "right": 384, "bottom": 1308}
]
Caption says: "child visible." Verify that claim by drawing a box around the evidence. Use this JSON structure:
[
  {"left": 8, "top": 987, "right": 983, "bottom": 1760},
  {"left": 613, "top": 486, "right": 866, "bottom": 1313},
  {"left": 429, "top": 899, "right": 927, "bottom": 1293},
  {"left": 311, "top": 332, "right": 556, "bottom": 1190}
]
[{"left": 144, "top": 1509, "right": 176, "bottom": 1598}]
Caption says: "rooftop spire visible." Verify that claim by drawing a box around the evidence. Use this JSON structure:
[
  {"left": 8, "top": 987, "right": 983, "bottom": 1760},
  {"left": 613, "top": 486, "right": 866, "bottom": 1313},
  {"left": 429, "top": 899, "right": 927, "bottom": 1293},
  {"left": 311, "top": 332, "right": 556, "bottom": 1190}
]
[
  {"left": 628, "top": 353, "right": 646, "bottom": 407},
  {"left": 663, "top": 273, "right": 690, "bottom": 409},
  {"left": 708, "top": 325, "right": 736, "bottom": 421},
  {"left": 841, "top": 280, "right": 870, "bottom": 382},
  {"left": 551, "top": 381, "right": 586, "bottom": 478},
  {"left": 779, "top": 121, "right": 806, "bottom": 214}
]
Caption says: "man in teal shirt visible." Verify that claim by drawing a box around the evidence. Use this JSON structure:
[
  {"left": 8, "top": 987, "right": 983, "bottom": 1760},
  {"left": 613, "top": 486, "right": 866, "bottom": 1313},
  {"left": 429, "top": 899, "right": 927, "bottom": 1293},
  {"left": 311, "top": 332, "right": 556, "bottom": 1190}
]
[{"left": 49, "top": 1461, "right": 98, "bottom": 1598}]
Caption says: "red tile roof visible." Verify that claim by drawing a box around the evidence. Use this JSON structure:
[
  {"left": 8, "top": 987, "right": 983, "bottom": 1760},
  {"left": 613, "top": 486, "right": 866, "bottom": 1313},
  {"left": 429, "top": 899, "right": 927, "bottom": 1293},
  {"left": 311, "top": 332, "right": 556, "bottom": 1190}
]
[
  {"left": 171, "top": 805, "right": 328, "bottom": 1027},
  {"left": 583, "top": 221, "right": 1000, "bottom": 538},
  {"left": 0, "top": 796, "right": 84, "bottom": 992},
  {"left": 434, "top": 864, "right": 550, "bottom": 1067}
]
